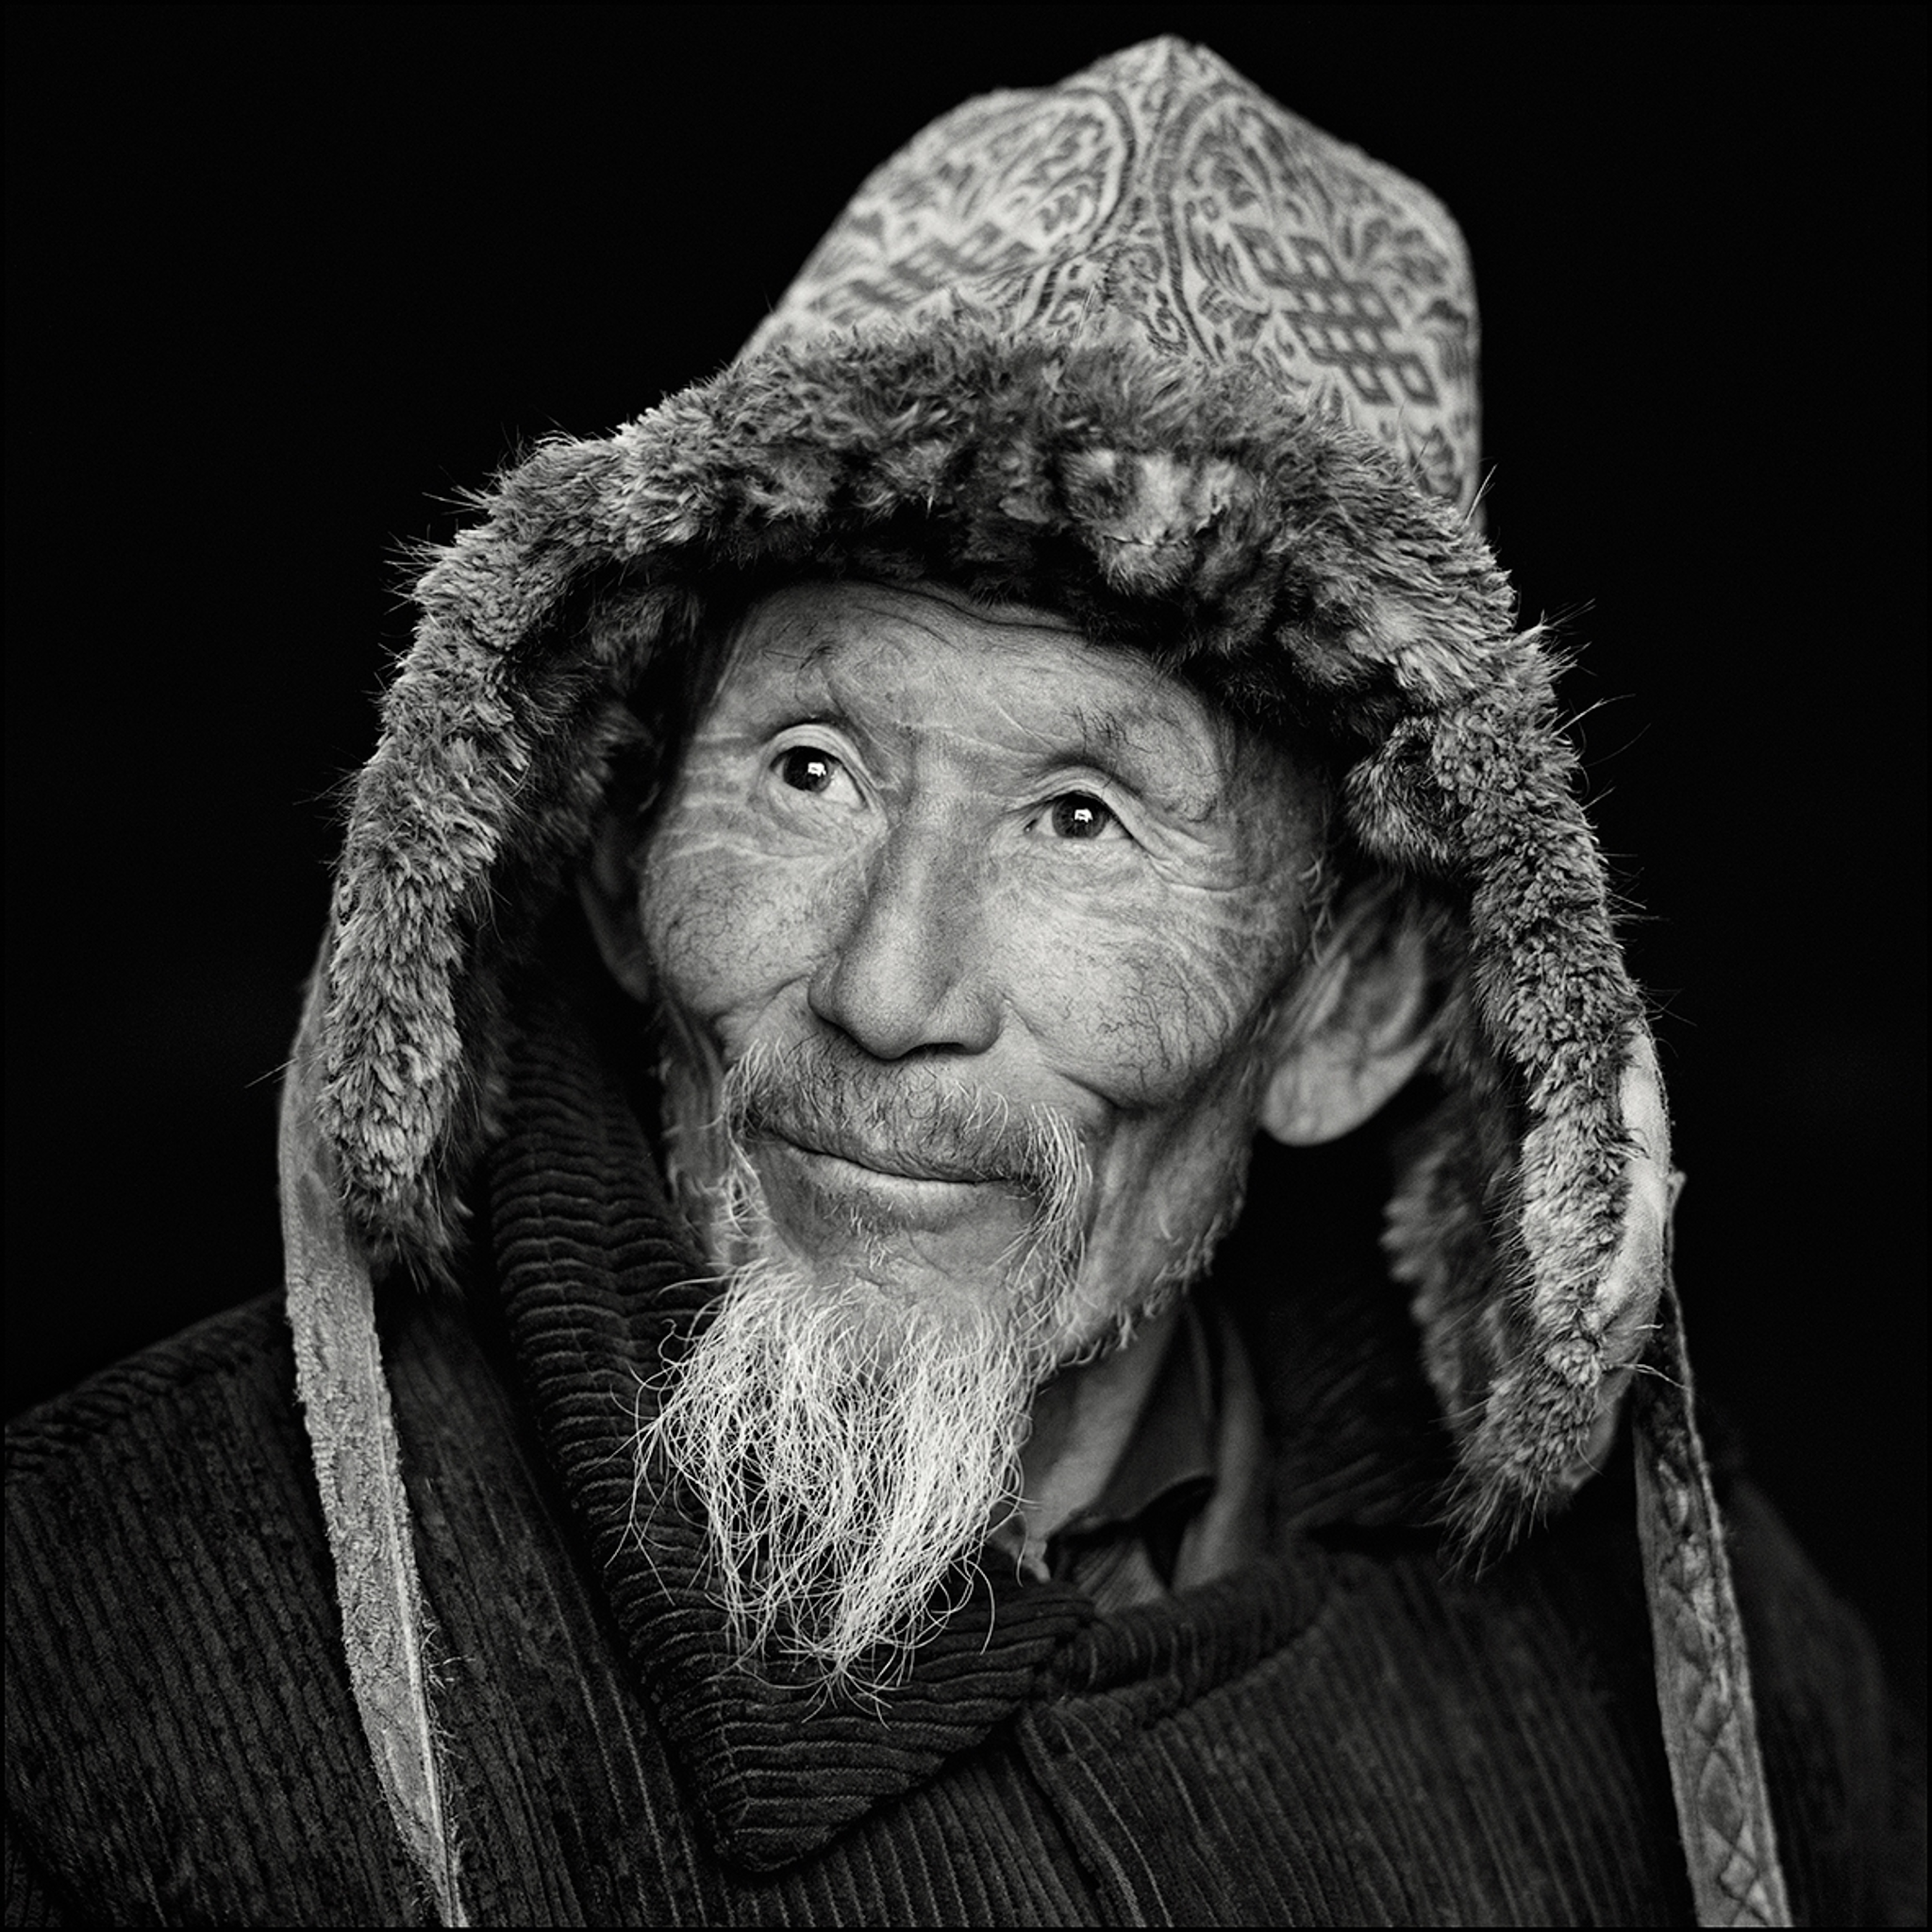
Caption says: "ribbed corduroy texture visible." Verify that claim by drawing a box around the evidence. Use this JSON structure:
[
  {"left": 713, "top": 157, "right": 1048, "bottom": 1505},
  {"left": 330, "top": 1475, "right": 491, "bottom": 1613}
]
[
  {"left": 6, "top": 970, "right": 1921, "bottom": 1924},
  {"left": 3, "top": 1304, "right": 432, "bottom": 1925}
]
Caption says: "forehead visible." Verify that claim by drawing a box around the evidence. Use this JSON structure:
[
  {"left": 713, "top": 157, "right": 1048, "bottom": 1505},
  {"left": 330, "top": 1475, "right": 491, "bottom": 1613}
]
[{"left": 710, "top": 578, "right": 1265, "bottom": 812}]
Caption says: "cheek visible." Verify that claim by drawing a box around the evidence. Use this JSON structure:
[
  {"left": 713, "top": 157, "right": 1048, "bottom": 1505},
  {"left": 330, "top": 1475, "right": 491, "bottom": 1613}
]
[
  {"left": 1004, "top": 879, "right": 1301, "bottom": 1107},
  {"left": 639, "top": 814, "right": 852, "bottom": 1037}
]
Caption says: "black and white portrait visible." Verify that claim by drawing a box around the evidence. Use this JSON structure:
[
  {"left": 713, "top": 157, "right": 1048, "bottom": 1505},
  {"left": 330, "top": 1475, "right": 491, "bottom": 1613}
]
[{"left": 6, "top": 8, "right": 1923, "bottom": 1925}]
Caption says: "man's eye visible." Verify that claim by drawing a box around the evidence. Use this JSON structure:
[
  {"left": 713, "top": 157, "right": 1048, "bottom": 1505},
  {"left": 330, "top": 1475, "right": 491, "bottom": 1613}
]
[
  {"left": 775, "top": 745, "right": 846, "bottom": 794},
  {"left": 1044, "top": 792, "right": 1119, "bottom": 841}
]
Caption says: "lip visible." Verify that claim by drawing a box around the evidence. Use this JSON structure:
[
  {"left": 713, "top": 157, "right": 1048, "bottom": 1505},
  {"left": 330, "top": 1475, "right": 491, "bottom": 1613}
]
[
  {"left": 755, "top": 1119, "right": 995, "bottom": 1186},
  {"left": 754, "top": 1132, "right": 1021, "bottom": 1235}
]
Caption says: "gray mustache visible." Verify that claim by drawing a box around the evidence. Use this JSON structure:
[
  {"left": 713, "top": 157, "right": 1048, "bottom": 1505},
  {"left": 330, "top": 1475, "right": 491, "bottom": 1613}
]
[{"left": 724, "top": 1039, "right": 1083, "bottom": 1196}]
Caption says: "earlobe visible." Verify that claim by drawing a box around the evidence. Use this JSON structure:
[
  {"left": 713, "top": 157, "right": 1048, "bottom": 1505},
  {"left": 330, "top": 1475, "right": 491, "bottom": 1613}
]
[
  {"left": 1258, "top": 889, "right": 1440, "bottom": 1146},
  {"left": 576, "top": 808, "right": 656, "bottom": 1005}
]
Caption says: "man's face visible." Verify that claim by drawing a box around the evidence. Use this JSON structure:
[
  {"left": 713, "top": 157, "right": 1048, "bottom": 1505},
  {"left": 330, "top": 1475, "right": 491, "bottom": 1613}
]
[
  {"left": 595, "top": 576, "right": 1327, "bottom": 1684},
  {"left": 637, "top": 578, "right": 1323, "bottom": 1348}
]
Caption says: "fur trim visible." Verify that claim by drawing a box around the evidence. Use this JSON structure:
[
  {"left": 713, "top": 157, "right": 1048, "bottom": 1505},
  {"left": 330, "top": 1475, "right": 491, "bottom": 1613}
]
[
  {"left": 294, "top": 34, "right": 1670, "bottom": 1542},
  {"left": 303, "top": 322, "right": 1663, "bottom": 1539}
]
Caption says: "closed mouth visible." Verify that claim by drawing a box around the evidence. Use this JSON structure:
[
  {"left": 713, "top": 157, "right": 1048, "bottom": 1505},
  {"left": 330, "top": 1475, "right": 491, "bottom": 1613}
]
[
  {"left": 752, "top": 1131, "right": 1026, "bottom": 1239},
  {"left": 760, "top": 1126, "right": 992, "bottom": 1188}
]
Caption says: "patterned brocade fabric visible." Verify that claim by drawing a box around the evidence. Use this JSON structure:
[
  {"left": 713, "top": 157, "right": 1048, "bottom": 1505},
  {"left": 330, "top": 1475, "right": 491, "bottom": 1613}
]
[{"left": 746, "top": 38, "right": 1482, "bottom": 511}]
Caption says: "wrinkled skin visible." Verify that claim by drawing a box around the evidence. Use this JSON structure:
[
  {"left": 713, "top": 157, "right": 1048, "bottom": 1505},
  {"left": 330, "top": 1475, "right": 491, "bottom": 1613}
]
[{"left": 618, "top": 578, "right": 1327, "bottom": 1354}]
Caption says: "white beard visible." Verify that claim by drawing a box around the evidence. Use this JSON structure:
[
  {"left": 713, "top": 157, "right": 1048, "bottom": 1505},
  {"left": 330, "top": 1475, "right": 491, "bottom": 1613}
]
[
  {"left": 635, "top": 1038, "right": 1236, "bottom": 1691},
  {"left": 635, "top": 1042, "right": 1094, "bottom": 1691}
]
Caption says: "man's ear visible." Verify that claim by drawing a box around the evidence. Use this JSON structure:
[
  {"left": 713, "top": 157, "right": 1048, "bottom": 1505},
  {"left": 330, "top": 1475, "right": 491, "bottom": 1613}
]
[
  {"left": 575, "top": 805, "right": 656, "bottom": 1005},
  {"left": 1258, "top": 883, "right": 1441, "bottom": 1146}
]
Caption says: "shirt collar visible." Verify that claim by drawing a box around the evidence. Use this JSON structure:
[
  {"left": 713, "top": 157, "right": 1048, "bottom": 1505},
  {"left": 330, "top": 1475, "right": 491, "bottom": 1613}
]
[
  {"left": 1057, "top": 1296, "right": 1219, "bottom": 1547},
  {"left": 987, "top": 1291, "right": 1268, "bottom": 1603}
]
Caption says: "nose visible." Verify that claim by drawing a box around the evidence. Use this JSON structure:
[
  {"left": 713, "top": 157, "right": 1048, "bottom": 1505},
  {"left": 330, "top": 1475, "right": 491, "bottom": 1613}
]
[{"left": 808, "top": 812, "right": 1002, "bottom": 1060}]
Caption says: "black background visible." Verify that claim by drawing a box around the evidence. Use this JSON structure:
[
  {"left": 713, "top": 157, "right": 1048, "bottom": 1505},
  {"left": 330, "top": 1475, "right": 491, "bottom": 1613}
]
[{"left": 6, "top": 5, "right": 1924, "bottom": 1715}]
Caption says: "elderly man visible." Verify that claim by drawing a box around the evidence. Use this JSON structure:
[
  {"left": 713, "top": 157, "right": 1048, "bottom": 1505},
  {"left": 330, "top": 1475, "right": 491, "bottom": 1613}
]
[{"left": 5, "top": 38, "right": 1918, "bottom": 1929}]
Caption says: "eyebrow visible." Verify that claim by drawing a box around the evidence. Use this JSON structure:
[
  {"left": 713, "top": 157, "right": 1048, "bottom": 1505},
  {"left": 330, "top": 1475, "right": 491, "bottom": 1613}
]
[
  {"left": 1059, "top": 704, "right": 1131, "bottom": 765},
  {"left": 1032, "top": 699, "right": 1224, "bottom": 822}
]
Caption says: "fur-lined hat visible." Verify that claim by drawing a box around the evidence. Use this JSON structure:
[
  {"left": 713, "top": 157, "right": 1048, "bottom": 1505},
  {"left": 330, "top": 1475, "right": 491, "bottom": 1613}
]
[{"left": 279, "top": 39, "right": 1789, "bottom": 1925}]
